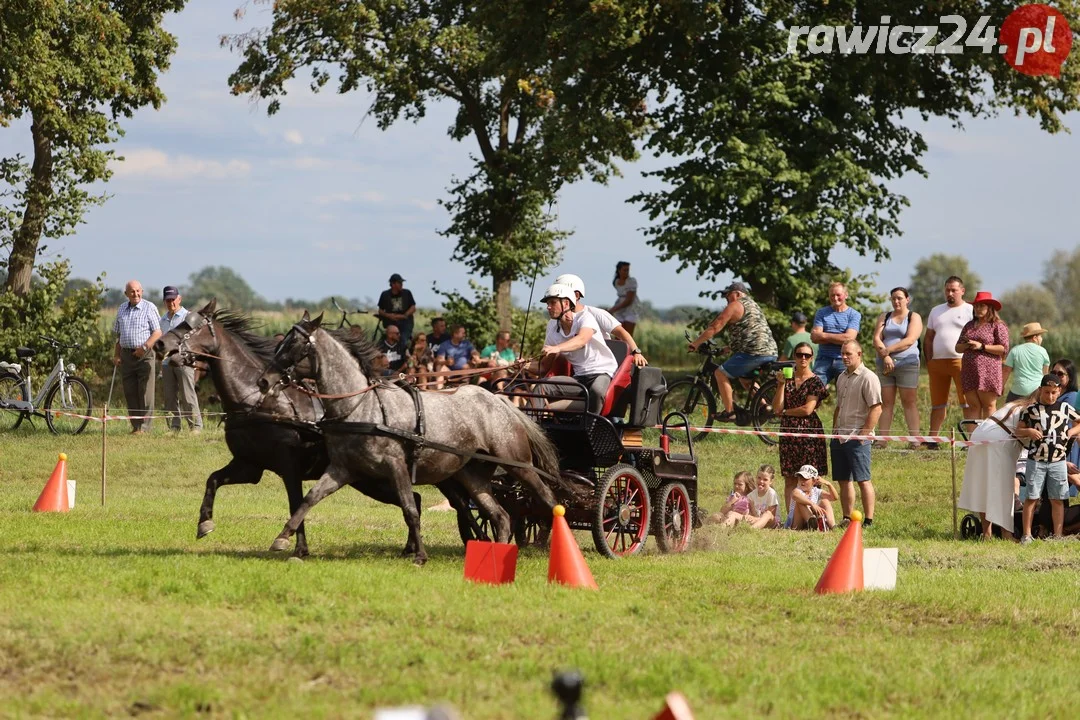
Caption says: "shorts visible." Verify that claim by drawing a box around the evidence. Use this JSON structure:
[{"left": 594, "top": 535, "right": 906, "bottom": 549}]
[
  {"left": 876, "top": 362, "right": 919, "bottom": 389},
  {"left": 813, "top": 356, "right": 846, "bottom": 386},
  {"left": 928, "top": 359, "right": 965, "bottom": 409},
  {"left": 720, "top": 353, "right": 776, "bottom": 380},
  {"left": 831, "top": 438, "right": 872, "bottom": 482},
  {"left": 1025, "top": 459, "right": 1069, "bottom": 501}
]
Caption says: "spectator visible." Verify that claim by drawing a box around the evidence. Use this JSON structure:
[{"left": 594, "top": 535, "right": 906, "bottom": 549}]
[
  {"left": 958, "top": 397, "right": 1032, "bottom": 540},
  {"left": 687, "top": 281, "right": 778, "bottom": 423},
  {"left": 555, "top": 273, "right": 648, "bottom": 367},
  {"left": 405, "top": 333, "right": 436, "bottom": 387},
  {"left": 379, "top": 324, "right": 408, "bottom": 374},
  {"left": 745, "top": 464, "right": 781, "bottom": 529},
  {"left": 1015, "top": 373, "right": 1080, "bottom": 543},
  {"left": 924, "top": 276, "right": 974, "bottom": 447},
  {"left": 112, "top": 280, "right": 162, "bottom": 434},
  {"left": 780, "top": 310, "right": 817, "bottom": 361},
  {"left": 158, "top": 286, "right": 203, "bottom": 433},
  {"left": 713, "top": 471, "right": 753, "bottom": 527},
  {"left": 871, "top": 287, "right": 922, "bottom": 448},
  {"left": 1003, "top": 323, "right": 1050, "bottom": 402},
  {"left": 436, "top": 325, "right": 477, "bottom": 373},
  {"left": 831, "top": 341, "right": 882, "bottom": 528},
  {"left": 811, "top": 282, "right": 861, "bottom": 386},
  {"left": 426, "top": 317, "right": 450, "bottom": 348},
  {"left": 1051, "top": 358, "right": 1079, "bottom": 470},
  {"left": 772, "top": 341, "right": 828, "bottom": 527},
  {"left": 377, "top": 273, "right": 416, "bottom": 343},
  {"left": 789, "top": 465, "right": 839, "bottom": 531},
  {"left": 956, "top": 291, "right": 1009, "bottom": 420},
  {"left": 608, "top": 261, "right": 640, "bottom": 336},
  {"left": 477, "top": 330, "right": 518, "bottom": 386}
]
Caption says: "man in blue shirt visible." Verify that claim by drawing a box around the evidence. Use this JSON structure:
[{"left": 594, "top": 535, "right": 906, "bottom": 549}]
[
  {"left": 112, "top": 280, "right": 162, "bottom": 434},
  {"left": 811, "top": 282, "right": 861, "bottom": 386},
  {"left": 436, "top": 324, "right": 478, "bottom": 374},
  {"left": 158, "top": 286, "right": 203, "bottom": 433}
]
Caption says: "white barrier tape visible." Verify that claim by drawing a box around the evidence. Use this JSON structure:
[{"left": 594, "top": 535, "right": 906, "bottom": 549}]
[
  {"left": 653, "top": 423, "right": 1000, "bottom": 446},
  {"left": 48, "top": 410, "right": 231, "bottom": 423}
]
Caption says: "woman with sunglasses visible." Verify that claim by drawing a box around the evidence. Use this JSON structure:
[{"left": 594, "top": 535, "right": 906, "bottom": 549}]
[
  {"left": 772, "top": 342, "right": 828, "bottom": 526},
  {"left": 1051, "top": 358, "right": 1079, "bottom": 471}
]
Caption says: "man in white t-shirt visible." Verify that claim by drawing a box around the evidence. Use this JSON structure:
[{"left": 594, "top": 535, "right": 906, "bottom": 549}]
[
  {"left": 523, "top": 283, "right": 618, "bottom": 413},
  {"left": 924, "top": 276, "right": 975, "bottom": 445},
  {"left": 554, "top": 273, "right": 648, "bottom": 368}
]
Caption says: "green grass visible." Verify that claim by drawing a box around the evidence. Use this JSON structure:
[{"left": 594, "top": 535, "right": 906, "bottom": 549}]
[{"left": 3, "top": 424, "right": 1080, "bottom": 719}]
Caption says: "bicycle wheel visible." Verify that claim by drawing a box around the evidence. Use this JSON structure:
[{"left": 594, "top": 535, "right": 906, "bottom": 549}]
[
  {"left": 750, "top": 377, "right": 781, "bottom": 446},
  {"left": 661, "top": 378, "right": 715, "bottom": 443},
  {"left": 44, "top": 377, "right": 92, "bottom": 435},
  {"left": 0, "top": 373, "right": 27, "bottom": 431}
]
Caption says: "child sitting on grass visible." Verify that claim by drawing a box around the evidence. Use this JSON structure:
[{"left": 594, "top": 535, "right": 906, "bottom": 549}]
[
  {"left": 712, "top": 471, "right": 753, "bottom": 526},
  {"left": 745, "top": 464, "right": 781, "bottom": 529},
  {"left": 789, "top": 464, "right": 838, "bottom": 530}
]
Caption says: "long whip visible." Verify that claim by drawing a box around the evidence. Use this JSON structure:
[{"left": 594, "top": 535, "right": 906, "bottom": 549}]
[
  {"left": 518, "top": 258, "right": 543, "bottom": 355},
  {"left": 106, "top": 363, "right": 118, "bottom": 410}
]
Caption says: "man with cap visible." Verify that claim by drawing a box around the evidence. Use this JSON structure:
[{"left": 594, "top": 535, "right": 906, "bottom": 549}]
[
  {"left": 687, "top": 281, "right": 778, "bottom": 423},
  {"left": 554, "top": 273, "right": 648, "bottom": 368},
  {"left": 780, "top": 310, "right": 817, "bottom": 362},
  {"left": 112, "top": 280, "right": 162, "bottom": 434},
  {"left": 158, "top": 286, "right": 203, "bottom": 433},
  {"left": 377, "top": 273, "right": 416, "bottom": 344}
]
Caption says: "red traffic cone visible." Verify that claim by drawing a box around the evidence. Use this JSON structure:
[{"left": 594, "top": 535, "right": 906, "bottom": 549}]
[
  {"left": 33, "top": 453, "right": 71, "bottom": 513},
  {"left": 548, "top": 505, "right": 598, "bottom": 590},
  {"left": 815, "top": 509, "right": 864, "bottom": 594},
  {"left": 653, "top": 691, "right": 695, "bottom": 720}
]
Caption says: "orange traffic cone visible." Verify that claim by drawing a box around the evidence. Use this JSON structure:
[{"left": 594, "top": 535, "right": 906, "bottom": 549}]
[
  {"left": 652, "top": 691, "right": 695, "bottom": 720},
  {"left": 815, "top": 509, "right": 864, "bottom": 594},
  {"left": 548, "top": 505, "right": 598, "bottom": 590},
  {"left": 33, "top": 453, "right": 71, "bottom": 513}
]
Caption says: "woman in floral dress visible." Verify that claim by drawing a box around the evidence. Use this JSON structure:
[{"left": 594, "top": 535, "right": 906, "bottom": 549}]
[
  {"left": 956, "top": 291, "right": 1010, "bottom": 419},
  {"left": 772, "top": 342, "right": 828, "bottom": 526}
]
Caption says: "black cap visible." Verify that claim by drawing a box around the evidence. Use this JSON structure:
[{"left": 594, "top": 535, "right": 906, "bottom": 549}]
[
  {"left": 1042, "top": 373, "right": 1063, "bottom": 387},
  {"left": 163, "top": 286, "right": 179, "bottom": 300},
  {"left": 791, "top": 311, "right": 807, "bottom": 324},
  {"left": 388, "top": 273, "right": 405, "bottom": 283},
  {"left": 721, "top": 281, "right": 748, "bottom": 295}
]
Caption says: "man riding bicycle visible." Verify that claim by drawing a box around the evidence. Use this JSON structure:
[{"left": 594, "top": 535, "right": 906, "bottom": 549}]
[{"left": 687, "top": 281, "right": 778, "bottom": 423}]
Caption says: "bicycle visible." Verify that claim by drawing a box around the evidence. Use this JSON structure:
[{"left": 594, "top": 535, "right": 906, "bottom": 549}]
[
  {"left": 660, "top": 331, "right": 791, "bottom": 445},
  {"left": 0, "top": 336, "right": 94, "bottom": 435}
]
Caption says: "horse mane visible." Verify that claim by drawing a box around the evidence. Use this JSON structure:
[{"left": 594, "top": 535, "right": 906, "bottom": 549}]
[
  {"left": 328, "top": 326, "right": 382, "bottom": 378},
  {"left": 209, "top": 309, "right": 279, "bottom": 362}
]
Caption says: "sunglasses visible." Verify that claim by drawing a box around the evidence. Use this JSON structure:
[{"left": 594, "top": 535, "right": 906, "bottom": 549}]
[
  {"left": 1053, "top": 370, "right": 1067, "bottom": 377},
  {"left": 794, "top": 352, "right": 813, "bottom": 359}
]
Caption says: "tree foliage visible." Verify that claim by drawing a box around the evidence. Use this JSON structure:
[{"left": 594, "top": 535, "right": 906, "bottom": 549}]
[
  {"left": 225, "top": 0, "right": 651, "bottom": 331},
  {"left": 0, "top": 0, "right": 188, "bottom": 295},
  {"left": 635, "top": 0, "right": 1080, "bottom": 314},
  {"left": 431, "top": 280, "right": 546, "bottom": 356},
  {"left": 185, "top": 266, "right": 267, "bottom": 310},
  {"left": 1044, "top": 247, "right": 1080, "bottom": 325},
  {"left": 999, "top": 283, "right": 1059, "bottom": 327},
  {"left": 908, "top": 254, "right": 983, "bottom": 319}
]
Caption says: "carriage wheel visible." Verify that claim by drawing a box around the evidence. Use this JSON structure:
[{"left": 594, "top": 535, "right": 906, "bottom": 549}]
[
  {"left": 653, "top": 483, "right": 693, "bottom": 553},
  {"left": 959, "top": 514, "right": 982, "bottom": 541},
  {"left": 513, "top": 514, "right": 551, "bottom": 548},
  {"left": 592, "top": 464, "right": 650, "bottom": 559},
  {"left": 456, "top": 501, "right": 493, "bottom": 545}
]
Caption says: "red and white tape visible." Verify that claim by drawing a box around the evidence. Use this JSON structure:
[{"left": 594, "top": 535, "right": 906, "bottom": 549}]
[{"left": 654, "top": 423, "right": 996, "bottom": 446}]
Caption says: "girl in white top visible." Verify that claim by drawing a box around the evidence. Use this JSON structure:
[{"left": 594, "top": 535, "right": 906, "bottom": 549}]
[
  {"left": 789, "top": 465, "right": 839, "bottom": 530},
  {"left": 745, "top": 464, "right": 781, "bottom": 529},
  {"left": 609, "top": 261, "right": 640, "bottom": 335}
]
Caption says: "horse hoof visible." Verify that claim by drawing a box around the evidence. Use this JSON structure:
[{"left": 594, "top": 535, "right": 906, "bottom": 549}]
[
  {"left": 269, "top": 538, "right": 290, "bottom": 552},
  {"left": 286, "top": 556, "right": 304, "bottom": 564},
  {"left": 413, "top": 554, "right": 428, "bottom": 567},
  {"left": 196, "top": 520, "right": 215, "bottom": 539}
]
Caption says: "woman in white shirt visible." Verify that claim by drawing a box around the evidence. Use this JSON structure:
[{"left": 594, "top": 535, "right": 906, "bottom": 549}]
[{"left": 609, "top": 261, "right": 640, "bottom": 336}]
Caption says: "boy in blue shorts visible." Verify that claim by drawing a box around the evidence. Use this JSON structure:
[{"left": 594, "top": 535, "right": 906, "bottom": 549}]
[{"left": 1016, "top": 373, "right": 1080, "bottom": 543}]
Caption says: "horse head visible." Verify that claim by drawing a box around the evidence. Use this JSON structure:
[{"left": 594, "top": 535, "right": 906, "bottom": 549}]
[
  {"left": 155, "top": 299, "right": 218, "bottom": 365},
  {"left": 256, "top": 311, "right": 323, "bottom": 395}
]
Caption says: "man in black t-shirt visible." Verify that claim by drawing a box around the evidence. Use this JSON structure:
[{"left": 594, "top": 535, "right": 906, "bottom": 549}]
[
  {"left": 379, "top": 324, "right": 408, "bottom": 375},
  {"left": 426, "top": 316, "right": 450, "bottom": 348},
  {"left": 377, "top": 273, "right": 416, "bottom": 343}
]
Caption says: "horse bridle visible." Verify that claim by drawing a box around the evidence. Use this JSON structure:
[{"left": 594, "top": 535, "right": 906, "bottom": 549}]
[
  {"left": 271, "top": 322, "right": 319, "bottom": 386},
  {"left": 175, "top": 311, "right": 216, "bottom": 364}
]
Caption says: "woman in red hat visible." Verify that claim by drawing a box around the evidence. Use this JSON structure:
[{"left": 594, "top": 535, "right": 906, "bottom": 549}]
[{"left": 955, "top": 291, "right": 1010, "bottom": 419}]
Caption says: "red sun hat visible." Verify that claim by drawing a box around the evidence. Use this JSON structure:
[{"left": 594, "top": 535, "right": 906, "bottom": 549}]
[{"left": 971, "top": 291, "right": 1001, "bottom": 311}]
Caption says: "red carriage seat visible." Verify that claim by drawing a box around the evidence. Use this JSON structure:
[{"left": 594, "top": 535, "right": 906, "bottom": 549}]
[{"left": 600, "top": 341, "right": 634, "bottom": 417}]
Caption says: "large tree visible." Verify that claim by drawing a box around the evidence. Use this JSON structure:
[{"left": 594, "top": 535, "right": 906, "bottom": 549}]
[
  {"left": 635, "top": 0, "right": 1080, "bottom": 313},
  {"left": 0, "top": 0, "right": 188, "bottom": 296},
  {"left": 1044, "top": 247, "right": 1080, "bottom": 325},
  {"left": 227, "top": 0, "right": 651, "bottom": 330}
]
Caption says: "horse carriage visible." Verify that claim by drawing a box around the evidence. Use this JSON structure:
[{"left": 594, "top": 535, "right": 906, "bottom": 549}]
[{"left": 466, "top": 340, "right": 703, "bottom": 558}]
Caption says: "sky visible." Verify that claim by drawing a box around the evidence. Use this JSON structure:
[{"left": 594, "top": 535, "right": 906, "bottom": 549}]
[{"left": 3, "top": 0, "right": 1078, "bottom": 312}]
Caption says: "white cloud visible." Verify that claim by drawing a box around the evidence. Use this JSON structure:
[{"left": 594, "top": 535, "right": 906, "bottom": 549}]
[
  {"left": 314, "top": 190, "right": 385, "bottom": 205},
  {"left": 110, "top": 149, "right": 251, "bottom": 181},
  {"left": 284, "top": 129, "right": 304, "bottom": 145},
  {"left": 409, "top": 198, "right": 439, "bottom": 211}
]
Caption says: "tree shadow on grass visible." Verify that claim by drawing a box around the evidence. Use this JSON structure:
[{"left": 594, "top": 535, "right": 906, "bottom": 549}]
[{"left": 0, "top": 541, "right": 470, "bottom": 563}]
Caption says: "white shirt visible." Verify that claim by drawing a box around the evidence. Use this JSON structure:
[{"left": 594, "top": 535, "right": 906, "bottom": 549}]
[
  {"left": 159, "top": 306, "right": 189, "bottom": 366},
  {"left": 748, "top": 487, "right": 779, "bottom": 515},
  {"left": 926, "top": 302, "right": 973, "bottom": 360},
  {"left": 546, "top": 312, "right": 618, "bottom": 377},
  {"left": 581, "top": 305, "right": 620, "bottom": 339}
]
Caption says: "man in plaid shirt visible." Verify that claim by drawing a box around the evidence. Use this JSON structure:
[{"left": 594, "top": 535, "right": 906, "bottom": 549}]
[{"left": 112, "top": 280, "right": 162, "bottom": 434}]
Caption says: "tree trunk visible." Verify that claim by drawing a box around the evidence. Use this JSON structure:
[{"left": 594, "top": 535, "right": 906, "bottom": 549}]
[
  {"left": 493, "top": 273, "right": 513, "bottom": 334},
  {"left": 4, "top": 113, "right": 53, "bottom": 297}
]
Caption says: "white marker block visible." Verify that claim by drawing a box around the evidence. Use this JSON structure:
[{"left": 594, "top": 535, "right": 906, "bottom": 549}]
[
  {"left": 67, "top": 480, "right": 76, "bottom": 509},
  {"left": 863, "top": 547, "right": 898, "bottom": 590}
]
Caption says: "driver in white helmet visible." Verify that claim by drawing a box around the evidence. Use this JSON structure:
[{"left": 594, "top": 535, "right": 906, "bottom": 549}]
[
  {"left": 522, "top": 282, "right": 618, "bottom": 413},
  {"left": 555, "top": 273, "right": 648, "bottom": 368}
]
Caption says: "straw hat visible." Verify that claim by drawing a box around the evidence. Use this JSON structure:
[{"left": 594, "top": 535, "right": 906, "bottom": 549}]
[
  {"left": 971, "top": 291, "right": 1001, "bottom": 311},
  {"left": 1022, "top": 322, "right": 1048, "bottom": 338}
]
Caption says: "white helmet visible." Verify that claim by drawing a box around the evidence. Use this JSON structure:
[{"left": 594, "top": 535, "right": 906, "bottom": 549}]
[
  {"left": 540, "top": 283, "right": 576, "bottom": 305},
  {"left": 554, "top": 273, "right": 585, "bottom": 298}
]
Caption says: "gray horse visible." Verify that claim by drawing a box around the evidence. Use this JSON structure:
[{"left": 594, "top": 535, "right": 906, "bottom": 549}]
[{"left": 256, "top": 313, "right": 563, "bottom": 565}]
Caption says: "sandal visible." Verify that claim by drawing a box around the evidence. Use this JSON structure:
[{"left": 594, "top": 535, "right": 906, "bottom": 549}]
[{"left": 712, "top": 410, "right": 738, "bottom": 423}]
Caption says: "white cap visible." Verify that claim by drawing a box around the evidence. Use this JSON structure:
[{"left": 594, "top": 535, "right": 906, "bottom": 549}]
[
  {"left": 795, "top": 464, "right": 819, "bottom": 479},
  {"left": 540, "top": 283, "right": 576, "bottom": 304},
  {"left": 554, "top": 273, "right": 585, "bottom": 298}
]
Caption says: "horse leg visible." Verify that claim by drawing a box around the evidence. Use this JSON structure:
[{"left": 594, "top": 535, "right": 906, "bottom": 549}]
[
  {"left": 198, "top": 460, "right": 263, "bottom": 539},
  {"left": 283, "top": 474, "right": 310, "bottom": 559},
  {"left": 454, "top": 466, "right": 511, "bottom": 543},
  {"left": 348, "top": 476, "right": 422, "bottom": 555},
  {"left": 270, "top": 468, "right": 349, "bottom": 553}
]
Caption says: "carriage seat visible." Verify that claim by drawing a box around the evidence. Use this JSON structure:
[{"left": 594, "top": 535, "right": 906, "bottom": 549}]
[{"left": 600, "top": 341, "right": 634, "bottom": 417}]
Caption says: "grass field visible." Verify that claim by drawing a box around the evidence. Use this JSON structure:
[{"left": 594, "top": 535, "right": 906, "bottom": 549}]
[{"left": 3, "top": 421, "right": 1080, "bottom": 719}]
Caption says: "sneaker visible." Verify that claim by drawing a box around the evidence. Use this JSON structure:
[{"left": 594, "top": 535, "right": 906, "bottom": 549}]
[
  {"left": 862, "top": 518, "right": 873, "bottom": 528},
  {"left": 1020, "top": 535, "right": 1034, "bottom": 545},
  {"left": 838, "top": 517, "right": 851, "bottom": 529},
  {"left": 1044, "top": 535, "right": 1066, "bottom": 542},
  {"left": 921, "top": 441, "right": 939, "bottom": 450}
]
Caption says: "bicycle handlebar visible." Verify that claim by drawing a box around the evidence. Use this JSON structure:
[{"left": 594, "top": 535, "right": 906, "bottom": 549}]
[{"left": 39, "top": 335, "right": 80, "bottom": 350}]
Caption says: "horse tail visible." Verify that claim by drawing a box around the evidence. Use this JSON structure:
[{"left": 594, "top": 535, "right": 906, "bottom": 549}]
[{"left": 496, "top": 395, "right": 567, "bottom": 499}]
